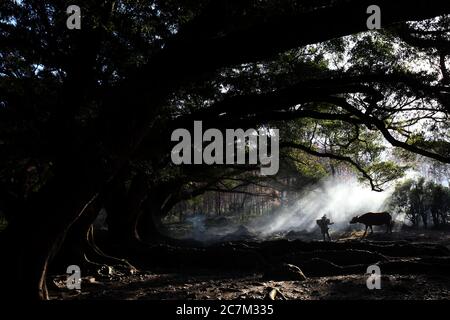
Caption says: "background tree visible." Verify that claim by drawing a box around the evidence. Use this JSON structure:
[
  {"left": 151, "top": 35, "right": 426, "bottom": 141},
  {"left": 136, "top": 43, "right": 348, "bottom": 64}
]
[
  {"left": 389, "top": 178, "right": 450, "bottom": 228},
  {"left": 0, "top": 0, "right": 449, "bottom": 299}
]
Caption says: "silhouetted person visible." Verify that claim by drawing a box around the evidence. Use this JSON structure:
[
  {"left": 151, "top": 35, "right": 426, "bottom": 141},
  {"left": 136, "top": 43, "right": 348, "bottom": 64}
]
[{"left": 317, "top": 214, "right": 334, "bottom": 241}]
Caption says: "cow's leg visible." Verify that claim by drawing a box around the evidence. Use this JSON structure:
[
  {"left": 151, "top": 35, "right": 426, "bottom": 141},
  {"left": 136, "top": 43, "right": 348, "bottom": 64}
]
[
  {"left": 370, "top": 225, "right": 373, "bottom": 234},
  {"left": 363, "top": 226, "right": 368, "bottom": 237}
]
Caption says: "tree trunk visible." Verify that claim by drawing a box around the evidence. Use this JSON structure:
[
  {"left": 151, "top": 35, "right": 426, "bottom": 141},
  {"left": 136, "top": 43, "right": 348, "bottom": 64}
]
[
  {"left": 105, "top": 171, "right": 148, "bottom": 246},
  {"left": 0, "top": 187, "right": 98, "bottom": 300},
  {"left": 50, "top": 194, "right": 136, "bottom": 277},
  {"left": 137, "top": 183, "right": 179, "bottom": 243},
  {"left": 0, "top": 145, "right": 110, "bottom": 300}
]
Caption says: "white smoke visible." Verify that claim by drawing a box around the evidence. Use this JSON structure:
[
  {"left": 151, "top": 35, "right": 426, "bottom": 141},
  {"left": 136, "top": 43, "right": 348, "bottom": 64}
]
[
  {"left": 167, "top": 177, "right": 394, "bottom": 241},
  {"left": 185, "top": 215, "right": 207, "bottom": 239},
  {"left": 251, "top": 177, "right": 393, "bottom": 236}
]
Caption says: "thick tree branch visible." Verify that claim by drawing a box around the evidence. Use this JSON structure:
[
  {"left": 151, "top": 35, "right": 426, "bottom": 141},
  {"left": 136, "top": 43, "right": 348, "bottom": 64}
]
[{"left": 142, "top": 0, "right": 450, "bottom": 86}]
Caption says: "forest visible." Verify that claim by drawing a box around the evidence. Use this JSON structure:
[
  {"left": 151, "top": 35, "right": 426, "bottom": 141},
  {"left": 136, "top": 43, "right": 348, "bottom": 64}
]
[{"left": 0, "top": 0, "right": 450, "bottom": 301}]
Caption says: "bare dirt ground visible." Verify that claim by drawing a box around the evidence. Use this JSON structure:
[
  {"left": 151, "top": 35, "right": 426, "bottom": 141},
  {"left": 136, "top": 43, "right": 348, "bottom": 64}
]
[
  {"left": 50, "top": 229, "right": 450, "bottom": 300},
  {"left": 52, "top": 271, "right": 450, "bottom": 300}
]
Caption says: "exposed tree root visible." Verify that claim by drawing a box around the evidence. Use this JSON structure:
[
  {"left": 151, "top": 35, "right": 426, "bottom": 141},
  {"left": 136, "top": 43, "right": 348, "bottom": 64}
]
[
  {"left": 52, "top": 225, "right": 137, "bottom": 281},
  {"left": 110, "top": 238, "right": 450, "bottom": 279},
  {"left": 84, "top": 227, "right": 137, "bottom": 274}
]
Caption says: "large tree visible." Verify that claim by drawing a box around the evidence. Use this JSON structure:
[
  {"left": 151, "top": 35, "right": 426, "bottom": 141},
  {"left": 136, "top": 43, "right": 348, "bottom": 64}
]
[{"left": 0, "top": 0, "right": 449, "bottom": 299}]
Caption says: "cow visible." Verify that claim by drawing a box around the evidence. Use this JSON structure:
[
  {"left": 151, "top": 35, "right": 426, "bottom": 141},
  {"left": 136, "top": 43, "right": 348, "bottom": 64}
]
[{"left": 350, "top": 212, "right": 392, "bottom": 237}]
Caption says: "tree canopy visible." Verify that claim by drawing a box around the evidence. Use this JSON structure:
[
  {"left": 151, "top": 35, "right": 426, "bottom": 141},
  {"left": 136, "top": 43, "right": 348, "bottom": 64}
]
[{"left": 0, "top": 0, "right": 449, "bottom": 300}]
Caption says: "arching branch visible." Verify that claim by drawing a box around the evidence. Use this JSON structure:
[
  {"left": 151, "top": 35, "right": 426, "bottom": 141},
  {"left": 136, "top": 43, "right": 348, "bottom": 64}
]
[{"left": 326, "top": 97, "right": 450, "bottom": 164}]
